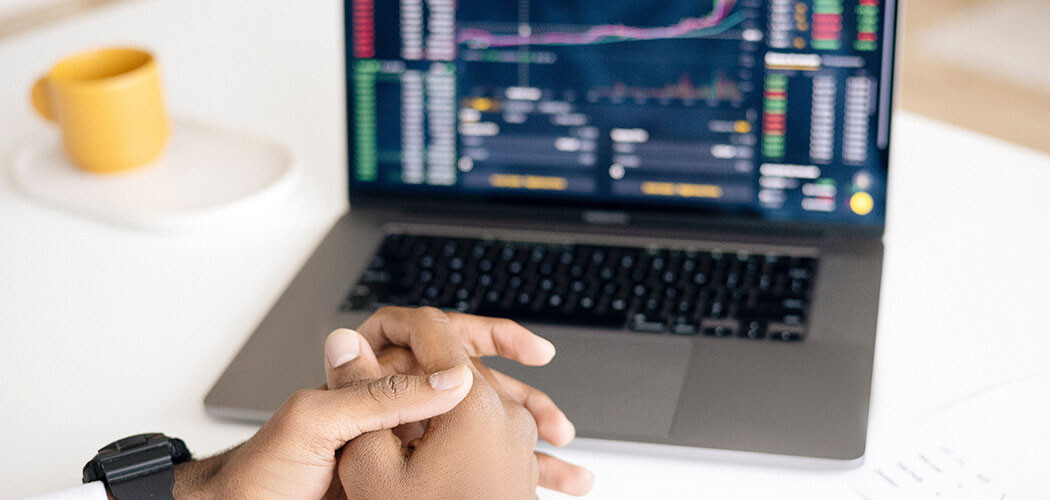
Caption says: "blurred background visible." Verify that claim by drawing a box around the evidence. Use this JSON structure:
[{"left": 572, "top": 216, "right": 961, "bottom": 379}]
[{"left": 2, "top": 0, "right": 1048, "bottom": 153}]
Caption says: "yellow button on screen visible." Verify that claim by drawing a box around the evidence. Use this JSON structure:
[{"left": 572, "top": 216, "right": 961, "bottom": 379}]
[{"left": 850, "top": 192, "right": 875, "bottom": 216}]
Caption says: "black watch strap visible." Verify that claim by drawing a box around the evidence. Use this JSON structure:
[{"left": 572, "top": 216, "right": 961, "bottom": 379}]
[{"left": 83, "top": 433, "right": 191, "bottom": 500}]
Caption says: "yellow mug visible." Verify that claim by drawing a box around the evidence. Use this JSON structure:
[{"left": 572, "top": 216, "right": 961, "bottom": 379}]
[{"left": 31, "top": 47, "right": 169, "bottom": 173}]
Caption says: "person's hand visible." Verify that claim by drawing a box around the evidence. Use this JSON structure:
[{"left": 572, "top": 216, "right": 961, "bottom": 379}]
[
  {"left": 329, "top": 307, "right": 594, "bottom": 499},
  {"left": 170, "top": 354, "right": 473, "bottom": 500},
  {"left": 355, "top": 308, "right": 582, "bottom": 458},
  {"left": 167, "top": 308, "right": 590, "bottom": 499}
]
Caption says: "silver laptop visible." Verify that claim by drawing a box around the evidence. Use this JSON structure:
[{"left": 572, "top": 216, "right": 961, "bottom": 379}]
[{"left": 207, "top": 0, "right": 898, "bottom": 463}]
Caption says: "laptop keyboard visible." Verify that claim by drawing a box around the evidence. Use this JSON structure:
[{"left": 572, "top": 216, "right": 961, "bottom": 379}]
[{"left": 341, "top": 234, "right": 818, "bottom": 342}]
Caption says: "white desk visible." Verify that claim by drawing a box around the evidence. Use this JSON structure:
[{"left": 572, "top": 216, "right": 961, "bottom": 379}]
[{"left": 2, "top": 1, "right": 1049, "bottom": 498}]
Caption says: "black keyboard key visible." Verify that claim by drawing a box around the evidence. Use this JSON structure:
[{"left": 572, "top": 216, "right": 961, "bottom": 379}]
[
  {"left": 692, "top": 272, "right": 708, "bottom": 286},
  {"left": 630, "top": 313, "right": 666, "bottom": 333},
  {"left": 788, "top": 278, "right": 810, "bottom": 295},
  {"left": 570, "top": 264, "right": 585, "bottom": 278},
  {"left": 540, "top": 262, "right": 555, "bottom": 276},
  {"left": 781, "top": 297, "right": 807, "bottom": 310},
  {"left": 670, "top": 316, "right": 700, "bottom": 336},
  {"left": 768, "top": 324, "right": 805, "bottom": 342},
  {"left": 703, "top": 325, "right": 734, "bottom": 338},
  {"left": 745, "top": 297, "right": 809, "bottom": 319},
  {"left": 702, "top": 319, "right": 738, "bottom": 338},
  {"left": 675, "top": 299, "right": 692, "bottom": 314},
  {"left": 705, "top": 299, "right": 727, "bottom": 319},
  {"left": 738, "top": 319, "right": 767, "bottom": 340},
  {"left": 360, "top": 269, "right": 391, "bottom": 285},
  {"left": 343, "top": 286, "right": 372, "bottom": 311},
  {"left": 788, "top": 267, "right": 815, "bottom": 280},
  {"left": 508, "top": 276, "right": 523, "bottom": 289},
  {"left": 548, "top": 294, "right": 564, "bottom": 308}
]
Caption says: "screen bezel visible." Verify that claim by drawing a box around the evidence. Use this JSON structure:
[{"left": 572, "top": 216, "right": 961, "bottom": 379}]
[{"left": 343, "top": 0, "right": 899, "bottom": 238}]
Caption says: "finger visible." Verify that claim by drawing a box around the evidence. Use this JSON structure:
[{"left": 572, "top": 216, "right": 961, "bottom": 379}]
[
  {"left": 536, "top": 451, "right": 594, "bottom": 497},
  {"left": 490, "top": 369, "right": 576, "bottom": 447},
  {"left": 376, "top": 346, "right": 422, "bottom": 376},
  {"left": 392, "top": 421, "right": 427, "bottom": 446},
  {"left": 359, "top": 307, "right": 556, "bottom": 367},
  {"left": 325, "top": 329, "right": 382, "bottom": 390},
  {"left": 446, "top": 312, "right": 556, "bottom": 366},
  {"left": 376, "top": 348, "right": 429, "bottom": 450},
  {"left": 279, "top": 364, "right": 474, "bottom": 454},
  {"left": 356, "top": 306, "right": 473, "bottom": 373}
]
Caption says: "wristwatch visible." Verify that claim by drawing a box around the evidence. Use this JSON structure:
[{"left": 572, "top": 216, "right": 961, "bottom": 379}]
[{"left": 83, "top": 433, "right": 191, "bottom": 500}]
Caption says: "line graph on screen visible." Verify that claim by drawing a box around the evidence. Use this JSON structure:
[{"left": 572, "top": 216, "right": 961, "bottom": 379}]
[{"left": 457, "top": 0, "right": 743, "bottom": 48}]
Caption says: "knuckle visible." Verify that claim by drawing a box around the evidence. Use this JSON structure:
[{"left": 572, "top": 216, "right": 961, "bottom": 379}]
[
  {"left": 462, "top": 382, "right": 505, "bottom": 418},
  {"left": 280, "top": 389, "right": 322, "bottom": 424},
  {"left": 532, "top": 391, "right": 557, "bottom": 412},
  {"left": 510, "top": 403, "right": 539, "bottom": 443},
  {"left": 374, "top": 305, "right": 401, "bottom": 319},
  {"left": 415, "top": 305, "right": 441, "bottom": 316},
  {"left": 285, "top": 388, "right": 319, "bottom": 411},
  {"left": 498, "top": 317, "right": 522, "bottom": 329},
  {"left": 415, "top": 306, "right": 450, "bottom": 323},
  {"left": 366, "top": 374, "right": 413, "bottom": 403}
]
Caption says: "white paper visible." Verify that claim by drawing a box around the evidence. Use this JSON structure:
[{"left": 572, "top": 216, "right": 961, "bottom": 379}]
[{"left": 852, "top": 372, "right": 1050, "bottom": 499}]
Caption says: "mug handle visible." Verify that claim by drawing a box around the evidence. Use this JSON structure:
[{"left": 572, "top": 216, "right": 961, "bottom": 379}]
[{"left": 31, "top": 77, "right": 55, "bottom": 121}]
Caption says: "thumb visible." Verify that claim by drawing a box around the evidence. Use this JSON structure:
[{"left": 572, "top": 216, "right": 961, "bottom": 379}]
[{"left": 284, "top": 364, "right": 474, "bottom": 452}]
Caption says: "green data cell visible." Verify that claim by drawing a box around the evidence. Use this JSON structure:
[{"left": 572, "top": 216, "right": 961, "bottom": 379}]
[{"left": 353, "top": 60, "right": 379, "bottom": 182}]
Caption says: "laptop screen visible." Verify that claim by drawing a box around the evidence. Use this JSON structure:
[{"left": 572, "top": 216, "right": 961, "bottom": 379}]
[{"left": 347, "top": 0, "right": 897, "bottom": 227}]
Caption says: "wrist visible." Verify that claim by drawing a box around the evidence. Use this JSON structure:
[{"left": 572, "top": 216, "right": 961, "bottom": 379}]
[{"left": 172, "top": 456, "right": 225, "bottom": 500}]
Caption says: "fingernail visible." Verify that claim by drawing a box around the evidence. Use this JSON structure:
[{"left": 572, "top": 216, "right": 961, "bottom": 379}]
[
  {"left": 541, "top": 338, "right": 557, "bottom": 358},
  {"left": 326, "top": 329, "right": 361, "bottom": 368},
  {"left": 583, "top": 468, "right": 596, "bottom": 486},
  {"left": 429, "top": 365, "right": 469, "bottom": 391}
]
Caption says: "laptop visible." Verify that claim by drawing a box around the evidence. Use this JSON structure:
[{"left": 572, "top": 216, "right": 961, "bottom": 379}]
[{"left": 207, "top": 0, "right": 898, "bottom": 463}]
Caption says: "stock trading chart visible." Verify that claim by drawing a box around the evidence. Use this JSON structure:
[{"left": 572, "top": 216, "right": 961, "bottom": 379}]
[{"left": 349, "top": 0, "right": 894, "bottom": 224}]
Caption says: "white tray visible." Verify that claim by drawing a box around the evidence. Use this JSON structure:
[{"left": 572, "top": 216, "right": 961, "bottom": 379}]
[{"left": 10, "top": 118, "right": 298, "bottom": 231}]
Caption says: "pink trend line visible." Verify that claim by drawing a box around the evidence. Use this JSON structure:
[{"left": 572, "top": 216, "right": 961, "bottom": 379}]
[{"left": 458, "top": 0, "right": 735, "bottom": 47}]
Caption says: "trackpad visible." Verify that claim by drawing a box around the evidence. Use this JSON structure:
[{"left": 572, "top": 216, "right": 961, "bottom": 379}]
[{"left": 485, "top": 329, "right": 694, "bottom": 440}]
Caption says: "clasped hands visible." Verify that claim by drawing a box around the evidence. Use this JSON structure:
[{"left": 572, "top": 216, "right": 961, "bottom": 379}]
[{"left": 170, "top": 307, "right": 593, "bottom": 499}]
